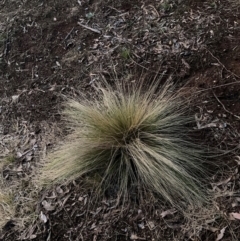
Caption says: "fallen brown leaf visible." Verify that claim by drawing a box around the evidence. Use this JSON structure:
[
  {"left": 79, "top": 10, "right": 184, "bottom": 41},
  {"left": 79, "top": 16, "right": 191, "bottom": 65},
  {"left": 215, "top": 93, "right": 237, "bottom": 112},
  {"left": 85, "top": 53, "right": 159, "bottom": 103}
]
[
  {"left": 42, "top": 200, "right": 56, "bottom": 211},
  {"left": 160, "top": 209, "right": 177, "bottom": 218},
  {"left": 130, "top": 233, "right": 146, "bottom": 240},
  {"left": 216, "top": 227, "right": 226, "bottom": 241},
  {"left": 229, "top": 212, "right": 240, "bottom": 220}
]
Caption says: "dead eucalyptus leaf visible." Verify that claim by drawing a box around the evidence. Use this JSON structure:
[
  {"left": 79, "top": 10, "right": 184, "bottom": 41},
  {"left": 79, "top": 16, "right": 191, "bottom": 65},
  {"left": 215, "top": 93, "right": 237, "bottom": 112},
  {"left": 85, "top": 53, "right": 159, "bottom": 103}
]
[
  {"left": 16, "top": 152, "right": 22, "bottom": 158},
  {"left": 146, "top": 221, "right": 155, "bottom": 230},
  {"left": 160, "top": 209, "right": 177, "bottom": 218},
  {"left": 56, "top": 186, "right": 64, "bottom": 194},
  {"left": 235, "top": 156, "right": 240, "bottom": 165},
  {"left": 130, "top": 233, "right": 146, "bottom": 240},
  {"left": 216, "top": 227, "right": 226, "bottom": 241},
  {"left": 42, "top": 200, "right": 56, "bottom": 211},
  {"left": 12, "top": 95, "right": 19, "bottom": 103},
  {"left": 40, "top": 211, "right": 47, "bottom": 223},
  {"left": 138, "top": 222, "right": 145, "bottom": 229},
  {"left": 230, "top": 212, "right": 240, "bottom": 220}
]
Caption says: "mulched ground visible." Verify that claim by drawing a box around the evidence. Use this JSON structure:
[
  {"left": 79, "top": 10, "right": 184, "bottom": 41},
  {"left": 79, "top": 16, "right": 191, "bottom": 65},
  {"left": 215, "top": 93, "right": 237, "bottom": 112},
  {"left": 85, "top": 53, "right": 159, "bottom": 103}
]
[{"left": 1, "top": 0, "right": 240, "bottom": 240}]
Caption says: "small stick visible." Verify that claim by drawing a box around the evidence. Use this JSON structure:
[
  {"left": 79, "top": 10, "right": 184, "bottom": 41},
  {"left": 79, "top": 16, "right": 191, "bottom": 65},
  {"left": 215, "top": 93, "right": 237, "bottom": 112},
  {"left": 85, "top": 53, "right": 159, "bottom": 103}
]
[
  {"left": 64, "top": 27, "right": 74, "bottom": 41},
  {"left": 195, "top": 81, "right": 240, "bottom": 93},
  {"left": 205, "top": 48, "right": 240, "bottom": 79},
  {"left": 77, "top": 22, "right": 101, "bottom": 34},
  {"left": 213, "top": 91, "right": 240, "bottom": 120}
]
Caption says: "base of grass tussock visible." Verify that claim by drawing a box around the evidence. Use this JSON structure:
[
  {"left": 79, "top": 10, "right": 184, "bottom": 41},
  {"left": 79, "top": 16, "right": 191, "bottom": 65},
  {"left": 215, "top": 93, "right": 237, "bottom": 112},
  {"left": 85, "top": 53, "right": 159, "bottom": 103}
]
[{"left": 40, "top": 77, "right": 216, "bottom": 210}]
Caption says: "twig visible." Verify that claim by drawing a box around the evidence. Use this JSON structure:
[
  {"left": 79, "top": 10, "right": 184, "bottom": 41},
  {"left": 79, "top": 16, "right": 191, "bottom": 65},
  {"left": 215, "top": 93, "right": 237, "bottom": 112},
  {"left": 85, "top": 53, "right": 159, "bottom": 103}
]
[
  {"left": 212, "top": 91, "right": 240, "bottom": 120},
  {"left": 205, "top": 48, "right": 240, "bottom": 79},
  {"left": 149, "top": 4, "right": 160, "bottom": 20},
  {"left": 77, "top": 22, "right": 101, "bottom": 34},
  {"left": 195, "top": 81, "right": 240, "bottom": 93},
  {"left": 107, "top": 6, "right": 123, "bottom": 13},
  {"left": 129, "top": 56, "right": 150, "bottom": 71},
  {"left": 64, "top": 27, "right": 74, "bottom": 41}
]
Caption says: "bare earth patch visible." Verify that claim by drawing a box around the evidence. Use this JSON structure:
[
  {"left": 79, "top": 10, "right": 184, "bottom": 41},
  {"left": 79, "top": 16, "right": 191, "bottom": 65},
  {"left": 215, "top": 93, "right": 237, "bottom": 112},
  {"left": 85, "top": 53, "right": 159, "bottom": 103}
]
[{"left": 1, "top": 0, "right": 240, "bottom": 240}]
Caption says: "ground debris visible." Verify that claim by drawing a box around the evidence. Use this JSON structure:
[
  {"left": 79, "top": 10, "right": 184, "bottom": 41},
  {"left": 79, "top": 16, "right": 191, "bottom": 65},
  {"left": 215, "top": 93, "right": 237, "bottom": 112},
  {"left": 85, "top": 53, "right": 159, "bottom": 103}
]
[{"left": 1, "top": 0, "right": 240, "bottom": 240}]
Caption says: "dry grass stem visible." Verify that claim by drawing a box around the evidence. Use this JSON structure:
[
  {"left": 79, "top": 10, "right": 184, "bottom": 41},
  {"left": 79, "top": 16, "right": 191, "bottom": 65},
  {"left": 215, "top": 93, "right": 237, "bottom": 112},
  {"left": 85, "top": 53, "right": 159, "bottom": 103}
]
[
  {"left": 40, "top": 79, "right": 213, "bottom": 209},
  {"left": 0, "top": 190, "right": 14, "bottom": 228}
]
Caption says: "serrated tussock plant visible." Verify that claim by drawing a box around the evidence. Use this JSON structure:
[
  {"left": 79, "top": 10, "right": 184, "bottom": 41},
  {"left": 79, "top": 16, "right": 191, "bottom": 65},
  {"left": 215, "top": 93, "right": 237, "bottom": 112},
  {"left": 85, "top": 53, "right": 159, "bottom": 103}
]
[{"left": 41, "top": 78, "right": 212, "bottom": 209}]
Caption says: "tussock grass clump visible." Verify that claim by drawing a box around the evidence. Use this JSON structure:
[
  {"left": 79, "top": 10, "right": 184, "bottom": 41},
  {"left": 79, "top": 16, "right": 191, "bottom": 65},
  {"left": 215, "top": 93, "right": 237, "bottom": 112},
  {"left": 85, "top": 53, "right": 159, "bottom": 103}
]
[{"left": 42, "top": 80, "right": 211, "bottom": 209}]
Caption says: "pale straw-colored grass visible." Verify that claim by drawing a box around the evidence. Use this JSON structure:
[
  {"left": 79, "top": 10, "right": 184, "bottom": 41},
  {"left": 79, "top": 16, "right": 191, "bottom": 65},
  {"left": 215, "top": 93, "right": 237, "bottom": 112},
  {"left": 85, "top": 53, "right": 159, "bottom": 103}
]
[
  {"left": 0, "top": 190, "right": 14, "bottom": 228},
  {"left": 40, "top": 79, "right": 212, "bottom": 209}
]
